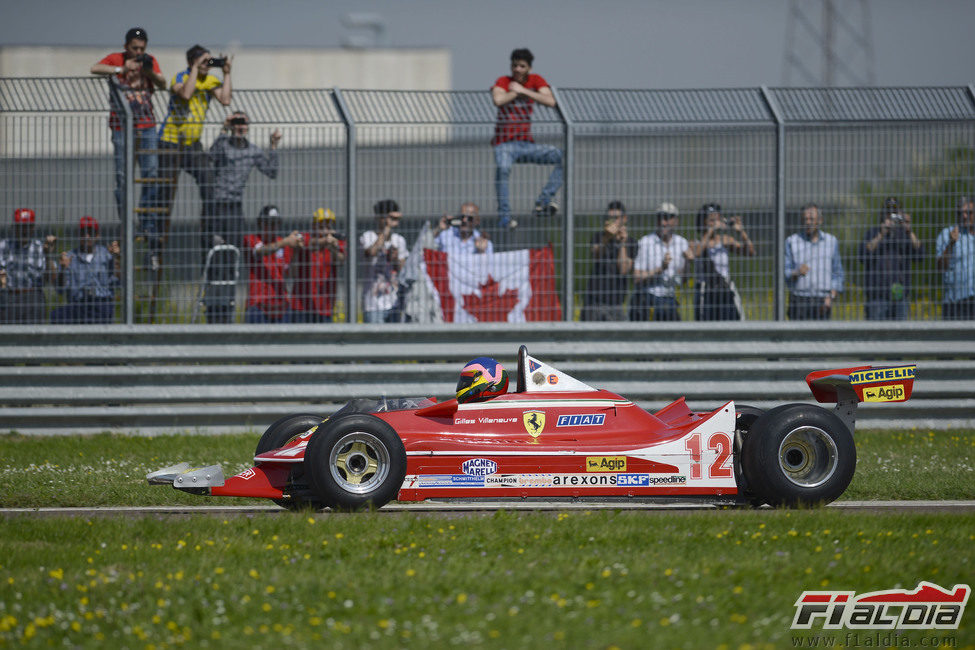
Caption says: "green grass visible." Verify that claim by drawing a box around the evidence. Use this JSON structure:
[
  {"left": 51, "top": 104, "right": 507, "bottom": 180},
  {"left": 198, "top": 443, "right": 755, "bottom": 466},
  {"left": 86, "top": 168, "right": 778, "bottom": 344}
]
[
  {"left": 1, "top": 511, "right": 972, "bottom": 648},
  {"left": 0, "top": 430, "right": 972, "bottom": 648},
  {"left": 1, "top": 429, "right": 972, "bottom": 508}
]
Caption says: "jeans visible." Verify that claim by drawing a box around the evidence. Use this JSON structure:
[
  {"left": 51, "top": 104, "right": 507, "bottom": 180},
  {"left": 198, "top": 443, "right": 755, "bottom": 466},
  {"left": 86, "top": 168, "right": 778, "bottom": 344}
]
[
  {"left": 111, "top": 127, "right": 159, "bottom": 221},
  {"left": 292, "top": 311, "right": 332, "bottom": 324},
  {"left": 865, "top": 299, "right": 908, "bottom": 321},
  {"left": 629, "top": 292, "right": 680, "bottom": 321},
  {"left": 943, "top": 297, "right": 975, "bottom": 320},
  {"left": 493, "top": 140, "right": 563, "bottom": 220},
  {"left": 788, "top": 295, "right": 831, "bottom": 320},
  {"left": 364, "top": 309, "right": 397, "bottom": 324},
  {"left": 50, "top": 299, "right": 114, "bottom": 324},
  {"left": 245, "top": 305, "right": 291, "bottom": 324}
]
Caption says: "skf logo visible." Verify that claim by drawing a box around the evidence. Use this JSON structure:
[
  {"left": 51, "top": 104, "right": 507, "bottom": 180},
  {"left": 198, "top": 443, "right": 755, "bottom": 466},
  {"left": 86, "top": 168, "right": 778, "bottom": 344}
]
[
  {"left": 791, "top": 582, "right": 969, "bottom": 630},
  {"left": 863, "top": 384, "right": 905, "bottom": 402},
  {"left": 586, "top": 456, "right": 626, "bottom": 472},
  {"left": 523, "top": 411, "right": 545, "bottom": 437}
]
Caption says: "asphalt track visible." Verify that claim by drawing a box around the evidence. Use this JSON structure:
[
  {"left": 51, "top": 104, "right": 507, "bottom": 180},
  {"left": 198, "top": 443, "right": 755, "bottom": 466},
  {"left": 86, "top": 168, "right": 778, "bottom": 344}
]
[{"left": 2, "top": 501, "right": 974, "bottom": 517}]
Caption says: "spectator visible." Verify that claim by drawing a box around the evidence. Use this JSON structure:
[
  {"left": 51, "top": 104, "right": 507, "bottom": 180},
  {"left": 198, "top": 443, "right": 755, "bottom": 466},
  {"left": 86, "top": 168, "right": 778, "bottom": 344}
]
[
  {"left": 583, "top": 200, "right": 636, "bottom": 321},
  {"left": 632, "top": 203, "right": 694, "bottom": 321},
  {"left": 692, "top": 203, "right": 756, "bottom": 321},
  {"left": 156, "top": 44, "right": 233, "bottom": 256},
  {"left": 243, "top": 205, "right": 300, "bottom": 324},
  {"left": 857, "top": 197, "right": 923, "bottom": 320},
  {"left": 360, "top": 199, "right": 409, "bottom": 323},
  {"left": 435, "top": 202, "right": 493, "bottom": 255},
  {"left": 50, "top": 217, "right": 120, "bottom": 324},
  {"left": 491, "top": 48, "right": 563, "bottom": 229},
  {"left": 785, "top": 203, "right": 844, "bottom": 320},
  {"left": 206, "top": 110, "right": 281, "bottom": 253},
  {"left": 292, "top": 208, "right": 347, "bottom": 324},
  {"left": 90, "top": 27, "right": 166, "bottom": 221},
  {"left": 0, "top": 208, "right": 57, "bottom": 324},
  {"left": 936, "top": 196, "right": 975, "bottom": 320}
]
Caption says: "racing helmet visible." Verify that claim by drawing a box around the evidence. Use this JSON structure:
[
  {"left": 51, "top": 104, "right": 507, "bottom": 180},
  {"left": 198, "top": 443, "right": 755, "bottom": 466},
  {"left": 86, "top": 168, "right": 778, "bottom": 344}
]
[{"left": 456, "top": 357, "right": 509, "bottom": 403}]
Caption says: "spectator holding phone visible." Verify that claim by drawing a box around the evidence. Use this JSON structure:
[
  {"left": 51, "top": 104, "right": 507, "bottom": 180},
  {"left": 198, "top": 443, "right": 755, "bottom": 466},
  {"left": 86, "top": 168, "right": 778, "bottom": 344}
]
[
  {"left": 243, "top": 205, "right": 300, "bottom": 324},
  {"left": 207, "top": 110, "right": 281, "bottom": 253},
  {"left": 936, "top": 196, "right": 975, "bottom": 320},
  {"left": 692, "top": 202, "right": 755, "bottom": 321},
  {"left": 858, "top": 197, "right": 923, "bottom": 320},
  {"left": 292, "top": 207, "right": 347, "bottom": 323},
  {"left": 360, "top": 199, "right": 409, "bottom": 323},
  {"left": 90, "top": 27, "right": 165, "bottom": 221},
  {"left": 156, "top": 44, "right": 233, "bottom": 257},
  {"left": 583, "top": 200, "right": 636, "bottom": 321}
]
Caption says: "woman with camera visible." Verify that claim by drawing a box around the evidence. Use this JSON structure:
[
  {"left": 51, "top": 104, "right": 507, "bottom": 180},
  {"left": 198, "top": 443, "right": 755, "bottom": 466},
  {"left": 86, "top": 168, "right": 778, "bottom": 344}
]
[{"left": 691, "top": 202, "right": 756, "bottom": 321}]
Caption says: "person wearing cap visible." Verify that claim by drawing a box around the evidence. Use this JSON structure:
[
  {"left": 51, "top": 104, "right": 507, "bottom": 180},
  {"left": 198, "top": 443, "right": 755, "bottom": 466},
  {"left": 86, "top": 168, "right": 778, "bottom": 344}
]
[
  {"left": 291, "top": 208, "right": 347, "bottom": 323},
  {"left": 936, "top": 196, "right": 975, "bottom": 320},
  {"left": 583, "top": 200, "right": 636, "bottom": 321},
  {"left": 49, "top": 217, "right": 121, "bottom": 324},
  {"left": 242, "top": 205, "right": 301, "bottom": 324},
  {"left": 691, "top": 202, "right": 756, "bottom": 321},
  {"left": 206, "top": 111, "right": 282, "bottom": 253},
  {"left": 632, "top": 203, "right": 694, "bottom": 321},
  {"left": 0, "top": 209, "right": 58, "bottom": 324},
  {"left": 156, "top": 44, "right": 234, "bottom": 245},
  {"left": 435, "top": 203, "right": 492, "bottom": 255},
  {"left": 785, "top": 203, "right": 844, "bottom": 320},
  {"left": 857, "top": 197, "right": 923, "bottom": 320},
  {"left": 360, "top": 199, "right": 409, "bottom": 323},
  {"left": 90, "top": 27, "right": 166, "bottom": 222}
]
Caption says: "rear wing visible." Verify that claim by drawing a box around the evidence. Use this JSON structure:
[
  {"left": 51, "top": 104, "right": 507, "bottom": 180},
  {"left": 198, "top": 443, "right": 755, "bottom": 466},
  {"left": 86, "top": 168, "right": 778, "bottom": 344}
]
[{"left": 806, "top": 364, "right": 916, "bottom": 404}]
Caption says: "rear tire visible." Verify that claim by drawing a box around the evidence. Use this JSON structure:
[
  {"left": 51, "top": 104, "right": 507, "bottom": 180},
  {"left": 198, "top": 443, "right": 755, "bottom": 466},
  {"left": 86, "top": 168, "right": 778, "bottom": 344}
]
[
  {"left": 305, "top": 414, "right": 407, "bottom": 512},
  {"left": 741, "top": 404, "right": 855, "bottom": 507},
  {"left": 733, "top": 405, "right": 766, "bottom": 506},
  {"left": 256, "top": 413, "right": 324, "bottom": 511}
]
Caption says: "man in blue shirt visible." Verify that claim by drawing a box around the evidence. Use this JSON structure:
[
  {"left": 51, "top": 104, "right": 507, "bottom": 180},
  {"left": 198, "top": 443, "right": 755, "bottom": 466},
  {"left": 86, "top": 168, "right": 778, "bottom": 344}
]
[
  {"left": 785, "top": 203, "right": 844, "bottom": 320},
  {"left": 435, "top": 203, "right": 493, "bottom": 256},
  {"left": 936, "top": 196, "right": 975, "bottom": 320},
  {"left": 50, "top": 216, "right": 121, "bottom": 324}
]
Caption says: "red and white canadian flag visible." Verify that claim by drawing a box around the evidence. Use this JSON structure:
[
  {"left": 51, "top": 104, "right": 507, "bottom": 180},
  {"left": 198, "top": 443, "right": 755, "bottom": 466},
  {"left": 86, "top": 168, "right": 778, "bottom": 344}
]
[{"left": 423, "top": 247, "right": 561, "bottom": 322}]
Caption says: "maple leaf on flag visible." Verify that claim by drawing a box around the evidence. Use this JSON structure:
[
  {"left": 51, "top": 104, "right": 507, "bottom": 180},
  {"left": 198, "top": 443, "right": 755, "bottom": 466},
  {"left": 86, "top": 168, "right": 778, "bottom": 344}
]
[{"left": 462, "top": 275, "right": 520, "bottom": 321}]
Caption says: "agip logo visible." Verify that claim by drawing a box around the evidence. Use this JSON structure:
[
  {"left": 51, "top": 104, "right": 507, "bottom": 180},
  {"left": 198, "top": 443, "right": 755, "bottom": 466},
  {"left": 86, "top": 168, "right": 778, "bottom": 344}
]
[
  {"left": 862, "top": 384, "right": 905, "bottom": 402},
  {"left": 585, "top": 456, "right": 626, "bottom": 472}
]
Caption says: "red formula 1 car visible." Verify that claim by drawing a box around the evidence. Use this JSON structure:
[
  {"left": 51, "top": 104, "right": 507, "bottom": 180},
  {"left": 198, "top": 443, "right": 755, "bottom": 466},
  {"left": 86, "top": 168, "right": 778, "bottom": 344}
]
[{"left": 147, "top": 346, "right": 916, "bottom": 510}]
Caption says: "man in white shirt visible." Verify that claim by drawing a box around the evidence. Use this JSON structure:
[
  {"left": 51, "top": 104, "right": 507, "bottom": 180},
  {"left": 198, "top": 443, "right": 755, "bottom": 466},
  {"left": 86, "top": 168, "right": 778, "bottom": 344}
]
[
  {"left": 632, "top": 202, "right": 694, "bottom": 321},
  {"left": 435, "top": 202, "right": 493, "bottom": 256},
  {"left": 360, "top": 199, "right": 409, "bottom": 323}
]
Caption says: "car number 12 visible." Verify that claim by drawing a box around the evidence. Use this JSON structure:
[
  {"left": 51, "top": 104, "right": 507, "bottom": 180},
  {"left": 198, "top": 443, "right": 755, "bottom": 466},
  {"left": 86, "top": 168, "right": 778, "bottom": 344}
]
[{"left": 684, "top": 432, "right": 733, "bottom": 479}]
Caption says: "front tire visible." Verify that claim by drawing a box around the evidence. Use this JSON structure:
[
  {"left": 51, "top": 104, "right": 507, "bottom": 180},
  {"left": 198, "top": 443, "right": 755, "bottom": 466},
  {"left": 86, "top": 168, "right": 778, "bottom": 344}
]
[
  {"left": 305, "top": 414, "right": 407, "bottom": 511},
  {"left": 741, "top": 404, "right": 855, "bottom": 507},
  {"left": 256, "top": 413, "right": 324, "bottom": 510}
]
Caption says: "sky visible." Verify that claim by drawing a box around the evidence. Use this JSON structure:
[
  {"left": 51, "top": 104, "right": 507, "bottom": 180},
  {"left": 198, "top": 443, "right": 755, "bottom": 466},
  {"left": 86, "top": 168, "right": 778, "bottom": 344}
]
[{"left": 1, "top": 0, "right": 972, "bottom": 90}]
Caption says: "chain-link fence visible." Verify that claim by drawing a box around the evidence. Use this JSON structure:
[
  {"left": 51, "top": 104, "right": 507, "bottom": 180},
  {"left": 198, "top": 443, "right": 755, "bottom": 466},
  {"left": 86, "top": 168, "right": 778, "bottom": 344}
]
[{"left": 1, "top": 78, "right": 973, "bottom": 324}]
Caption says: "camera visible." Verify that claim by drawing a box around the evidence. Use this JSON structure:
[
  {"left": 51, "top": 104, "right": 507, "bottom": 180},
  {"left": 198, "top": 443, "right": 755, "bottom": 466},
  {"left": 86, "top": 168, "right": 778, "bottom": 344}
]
[
  {"left": 890, "top": 213, "right": 904, "bottom": 223},
  {"left": 229, "top": 116, "right": 247, "bottom": 126},
  {"left": 448, "top": 216, "right": 463, "bottom": 227},
  {"left": 135, "top": 53, "right": 153, "bottom": 72},
  {"left": 207, "top": 57, "right": 227, "bottom": 68}
]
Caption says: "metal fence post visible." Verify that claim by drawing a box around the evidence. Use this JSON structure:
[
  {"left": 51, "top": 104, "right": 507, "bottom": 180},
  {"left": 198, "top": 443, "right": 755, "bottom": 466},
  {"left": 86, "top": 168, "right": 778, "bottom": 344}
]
[
  {"left": 332, "top": 88, "right": 357, "bottom": 324},
  {"left": 761, "top": 86, "right": 787, "bottom": 322},
  {"left": 109, "top": 78, "right": 136, "bottom": 324},
  {"left": 551, "top": 86, "right": 573, "bottom": 321}
]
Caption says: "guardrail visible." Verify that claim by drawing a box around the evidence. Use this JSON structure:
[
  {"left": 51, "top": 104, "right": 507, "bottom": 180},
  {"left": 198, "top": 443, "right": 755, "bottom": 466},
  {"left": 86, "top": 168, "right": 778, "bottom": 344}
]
[{"left": 2, "top": 322, "right": 972, "bottom": 434}]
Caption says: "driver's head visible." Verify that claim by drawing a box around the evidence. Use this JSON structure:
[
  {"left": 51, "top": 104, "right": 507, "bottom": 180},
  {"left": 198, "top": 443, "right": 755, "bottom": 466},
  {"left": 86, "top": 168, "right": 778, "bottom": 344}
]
[{"left": 456, "top": 357, "right": 509, "bottom": 403}]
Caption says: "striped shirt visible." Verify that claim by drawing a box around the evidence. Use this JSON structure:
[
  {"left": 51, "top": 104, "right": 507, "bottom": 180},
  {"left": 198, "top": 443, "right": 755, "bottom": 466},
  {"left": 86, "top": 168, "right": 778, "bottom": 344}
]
[
  {"left": 784, "top": 230, "right": 844, "bottom": 297},
  {"left": 936, "top": 226, "right": 975, "bottom": 302}
]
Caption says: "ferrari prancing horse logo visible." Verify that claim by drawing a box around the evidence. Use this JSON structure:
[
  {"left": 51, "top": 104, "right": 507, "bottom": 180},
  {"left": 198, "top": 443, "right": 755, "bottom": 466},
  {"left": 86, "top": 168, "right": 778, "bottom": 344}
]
[{"left": 523, "top": 410, "right": 545, "bottom": 437}]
